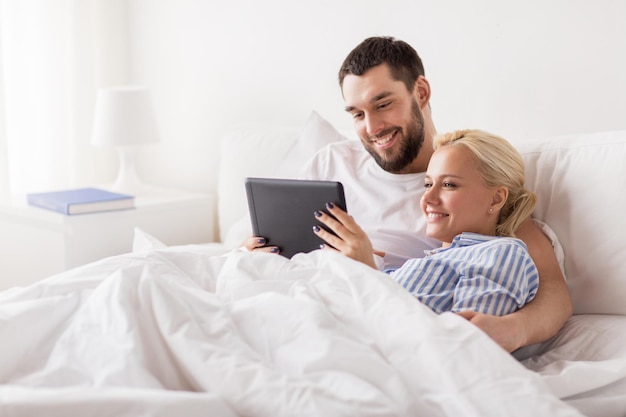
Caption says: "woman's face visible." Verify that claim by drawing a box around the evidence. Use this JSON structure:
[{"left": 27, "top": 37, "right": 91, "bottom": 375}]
[{"left": 421, "top": 146, "right": 500, "bottom": 247}]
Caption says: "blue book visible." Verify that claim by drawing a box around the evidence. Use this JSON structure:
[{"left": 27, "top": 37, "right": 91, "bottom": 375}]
[{"left": 27, "top": 187, "right": 135, "bottom": 215}]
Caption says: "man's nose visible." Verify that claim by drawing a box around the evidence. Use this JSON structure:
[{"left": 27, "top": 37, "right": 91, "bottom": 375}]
[{"left": 365, "top": 113, "right": 384, "bottom": 136}]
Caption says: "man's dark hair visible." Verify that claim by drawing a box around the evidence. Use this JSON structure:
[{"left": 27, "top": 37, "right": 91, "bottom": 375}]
[{"left": 338, "top": 36, "right": 425, "bottom": 93}]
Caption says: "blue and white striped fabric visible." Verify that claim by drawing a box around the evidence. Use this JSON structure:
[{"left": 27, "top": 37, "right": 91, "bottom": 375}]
[{"left": 389, "top": 232, "right": 539, "bottom": 315}]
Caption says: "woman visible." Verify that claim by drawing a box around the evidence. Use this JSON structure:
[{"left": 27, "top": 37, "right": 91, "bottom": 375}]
[{"left": 313, "top": 129, "right": 539, "bottom": 316}]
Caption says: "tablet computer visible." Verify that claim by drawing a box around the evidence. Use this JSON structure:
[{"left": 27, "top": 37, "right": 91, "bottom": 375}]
[{"left": 245, "top": 177, "right": 347, "bottom": 259}]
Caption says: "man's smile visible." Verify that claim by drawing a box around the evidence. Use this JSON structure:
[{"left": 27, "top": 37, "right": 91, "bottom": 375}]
[{"left": 371, "top": 130, "right": 397, "bottom": 149}]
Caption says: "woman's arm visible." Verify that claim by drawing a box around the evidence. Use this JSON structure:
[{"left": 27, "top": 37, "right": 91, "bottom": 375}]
[{"left": 457, "top": 218, "right": 572, "bottom": 352}]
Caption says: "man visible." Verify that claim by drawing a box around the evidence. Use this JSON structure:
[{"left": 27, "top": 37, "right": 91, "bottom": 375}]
[{"left": 247, "top": 36, "right": 572, "bottom": 352}]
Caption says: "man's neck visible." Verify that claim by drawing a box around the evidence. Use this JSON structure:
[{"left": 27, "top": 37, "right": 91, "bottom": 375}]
[{"left": 405, "top": 127, "right": 436, "bottom": 174}]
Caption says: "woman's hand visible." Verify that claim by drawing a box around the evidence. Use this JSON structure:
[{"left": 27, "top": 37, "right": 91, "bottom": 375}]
[
  {"left": 312, "top": 202, "right": 379, "bottom": 269},
  {"left": 243, "top": 236, "right": 280, "bottom": 255}
]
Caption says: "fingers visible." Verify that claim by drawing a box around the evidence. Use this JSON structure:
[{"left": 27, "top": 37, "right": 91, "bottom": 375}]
[
  {"left": 312, "top": 205, "right": 350, "bottom": 250},
  {"left": 453, "top": 311, "right": 518, "bottom": 352},
  {"left": 244, "top": 236, "right": 266, "bottom": 250},
  {"left": 244, "top": 236, "right": 280, "bottom": 254},
  {"left": 455, "top": 310, "right": 478, "bottom": 320},
  {"left": 255, "top": 246, "right": 281, "bottom": 254},
  {"left": 373, "top": 249, "right": 386, "bottom": 258},
  {"left": 313, "top": 203, "right": 377, "bottom": 268},
  {"left": 314, "top": 202, "right": 363, "bottom": 239},
  {"left": 322, "top": 202, "right": 360, "bottom": 233},
  {"left": 313, "top": 223, "right": 343, "bottom": 251}
]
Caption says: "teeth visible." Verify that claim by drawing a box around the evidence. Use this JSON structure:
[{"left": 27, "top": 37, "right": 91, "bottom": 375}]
[
  {"left": 374, "top": 134, "right": 393, "bottom": 145},
  {"left": 427, "top": 213, "right": 448, "bottom": 218}
]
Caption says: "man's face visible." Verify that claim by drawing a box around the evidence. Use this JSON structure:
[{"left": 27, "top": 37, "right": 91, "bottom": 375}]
[{"left": 342, "top": 64, "right": 425, "bottom": 174}]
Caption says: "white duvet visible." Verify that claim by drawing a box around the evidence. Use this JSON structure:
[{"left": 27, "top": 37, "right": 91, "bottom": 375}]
[{"left": 0, "top": 242, "right": 601, "bottom": 416}]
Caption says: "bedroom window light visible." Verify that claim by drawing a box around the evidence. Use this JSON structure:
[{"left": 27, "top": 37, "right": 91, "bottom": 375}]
[{"left": 0, "top": 0, "right": 132, "bottom": 196}]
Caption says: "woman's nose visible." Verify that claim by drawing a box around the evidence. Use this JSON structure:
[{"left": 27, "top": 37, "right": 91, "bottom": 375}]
[{"left": 422, "top": 186, "right": 438, "bottom": 204}]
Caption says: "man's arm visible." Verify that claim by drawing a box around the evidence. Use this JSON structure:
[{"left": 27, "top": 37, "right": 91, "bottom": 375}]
[{"left": 457, "top": 218, "right": 572, "bottom": 352}]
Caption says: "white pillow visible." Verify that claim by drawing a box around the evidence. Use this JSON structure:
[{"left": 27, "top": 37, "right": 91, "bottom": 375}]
[
  {"left": 516, "top": 130, "right": 626, "bottom": 315},
  {"left": 273, "top": 111, "right": 348, "bottom": 178},
  {"left": 218, "top": 111, "right": 348, "bottom": 247}
]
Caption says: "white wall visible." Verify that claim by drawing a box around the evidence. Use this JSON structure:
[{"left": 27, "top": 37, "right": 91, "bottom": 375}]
[{"left": 126, "top": 0, "right": 626, "bottom": 196}]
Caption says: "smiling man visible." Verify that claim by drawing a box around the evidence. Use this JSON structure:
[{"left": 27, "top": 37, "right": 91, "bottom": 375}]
[{"left": 341, "top": 56, "right": 432, "bottom": 175}]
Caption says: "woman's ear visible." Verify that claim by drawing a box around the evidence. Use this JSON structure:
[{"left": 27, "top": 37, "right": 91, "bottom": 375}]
[
  {"left": 490, "top": 186, "right": 509, "bottom": 212},
  {"left": 414, "top": 76, "right": 431, "bottom": 109}
]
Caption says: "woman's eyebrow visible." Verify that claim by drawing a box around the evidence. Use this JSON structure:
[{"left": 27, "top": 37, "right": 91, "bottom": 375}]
[{"left": 429, "top": 173, "right": 465, "bottom": 180}]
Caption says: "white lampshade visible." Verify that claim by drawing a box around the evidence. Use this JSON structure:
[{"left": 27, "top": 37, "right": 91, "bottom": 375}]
[
  {"left": 91, "top": 86, "right": 160, "bottom": 147},
  {"left": 91, "top": 86, "right": 161, "bottom": 194}
]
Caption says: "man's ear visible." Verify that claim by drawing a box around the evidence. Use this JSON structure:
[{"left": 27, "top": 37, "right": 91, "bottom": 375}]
[
  {"left": 490, "top": 186, "right": 509, "bottom": 212},
  {"left": 414, "top": 76, "right": 431, "bottom": 109}
]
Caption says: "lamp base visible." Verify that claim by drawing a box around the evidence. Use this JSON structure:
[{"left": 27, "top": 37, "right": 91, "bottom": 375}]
[{"left": 110, "top": 146, "right": 150, "bottom": 195}]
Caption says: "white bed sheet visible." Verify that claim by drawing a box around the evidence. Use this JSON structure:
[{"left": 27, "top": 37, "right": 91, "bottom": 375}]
[
  {"left": 0, "top": 242, "right": 609, "bottom": 417},
  {"left": 517, "top": 314, "right": 626, "bottom": 417}
]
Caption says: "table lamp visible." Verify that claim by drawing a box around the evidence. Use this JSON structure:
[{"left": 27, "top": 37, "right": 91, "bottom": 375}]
[{"left": 91, "top": 86, "right": 161, "bottom": 195}]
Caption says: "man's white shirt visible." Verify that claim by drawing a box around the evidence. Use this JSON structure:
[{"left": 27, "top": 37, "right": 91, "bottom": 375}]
[{"left": 302, "top": 140, "right": 440, "bottom": 270}]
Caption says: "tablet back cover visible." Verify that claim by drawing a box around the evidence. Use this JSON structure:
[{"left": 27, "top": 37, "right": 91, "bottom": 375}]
[{"left": 245, "top": 177, "right": 346, "bottom": 258}]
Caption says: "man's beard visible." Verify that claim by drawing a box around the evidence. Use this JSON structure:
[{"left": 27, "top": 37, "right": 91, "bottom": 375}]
[{"left": 363, "top": 100, "right": 425, "bottom": 174}]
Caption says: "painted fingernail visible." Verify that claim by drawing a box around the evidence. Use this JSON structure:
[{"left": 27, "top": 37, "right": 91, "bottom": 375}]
[
  {"left": 257, "top": 238, "right": 266, "bottom": 244},
  {"left": 326, "top": 202, "right": 334, "bottom": 209},
  {"left": 312, "top": 225, "right": 320, "bottom": 232},
  {"left": 270, "top": 247, "right": 279, "bottom": 253},
  {"left": 314, "top": 211, "right": 322, "bottom": 217},
  {"left": 319, "top": 244, "right": 325, "bottom": 249}
]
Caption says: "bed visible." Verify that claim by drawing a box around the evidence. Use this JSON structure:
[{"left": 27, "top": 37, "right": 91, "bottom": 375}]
[{"left": 1, "top": 112, "right": 625, "bottom": 417}]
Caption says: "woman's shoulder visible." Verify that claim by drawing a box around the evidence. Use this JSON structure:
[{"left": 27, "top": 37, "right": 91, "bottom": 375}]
[{"left": 455, "top": 233, "right": 529, "bottom": 253}]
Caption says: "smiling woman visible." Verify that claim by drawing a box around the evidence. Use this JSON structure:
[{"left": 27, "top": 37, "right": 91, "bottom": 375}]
[{"left": 314, "top": 128, "right": 540, "bottom": 317}]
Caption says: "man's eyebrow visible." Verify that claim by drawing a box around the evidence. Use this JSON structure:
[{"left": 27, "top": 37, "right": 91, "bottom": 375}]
[
  {"left": 344, "top": 91, "right": 393, "bottom": 113},
  {"left": 371, "top": 91, "right": 393, "bottom": 103}
]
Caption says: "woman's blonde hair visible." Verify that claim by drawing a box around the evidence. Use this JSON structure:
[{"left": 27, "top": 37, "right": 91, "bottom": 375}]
[{"left": 433, "top": 129, "right": 537, "bottom": 237}]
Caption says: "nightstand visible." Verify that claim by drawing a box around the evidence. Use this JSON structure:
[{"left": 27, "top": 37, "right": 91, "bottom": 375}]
[{"left": 0, "top": 187, "right": 214, "bottom": 291}]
